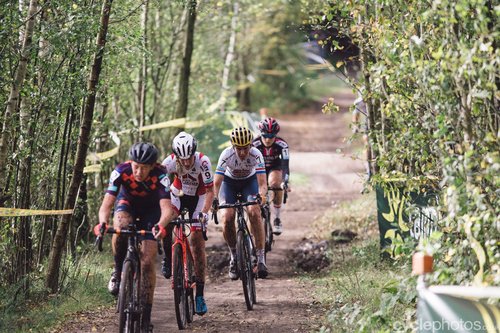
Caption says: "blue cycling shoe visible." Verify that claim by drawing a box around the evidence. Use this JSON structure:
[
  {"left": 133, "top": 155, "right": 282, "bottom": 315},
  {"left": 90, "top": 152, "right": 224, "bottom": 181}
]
[{"left": 195, "top": 295, "right": 208, "bottom": 315}]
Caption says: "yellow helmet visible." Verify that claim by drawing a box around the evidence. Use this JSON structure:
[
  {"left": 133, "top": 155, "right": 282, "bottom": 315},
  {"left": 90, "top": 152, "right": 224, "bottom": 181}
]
[{"left": 230, "top": 127, "right": 253, "bottom": 147}]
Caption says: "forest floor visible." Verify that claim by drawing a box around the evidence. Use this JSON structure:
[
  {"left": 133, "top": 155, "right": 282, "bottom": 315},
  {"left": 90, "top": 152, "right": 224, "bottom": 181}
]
[{"left": 56, "top": 92, "right": 367, "bottom": 332}]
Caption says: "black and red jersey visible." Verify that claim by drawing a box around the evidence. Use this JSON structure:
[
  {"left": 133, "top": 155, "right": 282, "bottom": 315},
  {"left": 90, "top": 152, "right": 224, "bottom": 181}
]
[
  {"left": 252, "top": 136, "right": 290, "bottom": 176},
  {"left": 106, "top": 161, "right": 171, "bottom": 205}
]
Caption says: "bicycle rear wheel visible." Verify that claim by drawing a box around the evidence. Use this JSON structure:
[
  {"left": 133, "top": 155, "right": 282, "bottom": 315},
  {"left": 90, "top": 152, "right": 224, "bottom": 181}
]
[
  {"left": 263, "top": 206, "right": 273, "bottom": 253},
  {"left": 186, "top": 251, "right": 195, "bottom": 323},
  {"left": 173, "top": 244, "right": 188, "bottom": 329},
  {"left": 237, "top": 229, "right": 255, "bottom": 310},
  {"left": 118, "top": 260, "right": 140, "bottom": 333}
]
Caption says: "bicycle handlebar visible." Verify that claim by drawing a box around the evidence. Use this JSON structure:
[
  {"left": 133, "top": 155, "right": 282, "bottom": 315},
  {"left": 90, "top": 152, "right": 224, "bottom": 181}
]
[
  {"left": 169, "top": 217, "right": 209, "bottom": 241},
  {"left": 266, "top": 185, "right": 288, "bottom": 204},
  {"left": 95, "top": 226, "right": 162, "bottom": 254},
  {"left": 217, "top": 200, "right": 260, "bottom": 210}
]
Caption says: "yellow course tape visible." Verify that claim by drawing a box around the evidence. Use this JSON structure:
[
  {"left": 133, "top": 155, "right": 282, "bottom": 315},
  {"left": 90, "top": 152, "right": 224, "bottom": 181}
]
[
  {"left": 83, "top": 164, "right": 102, "bottom": 173},
  {"left": 0, "top": 207, "right": 73, "bottom": 217}
]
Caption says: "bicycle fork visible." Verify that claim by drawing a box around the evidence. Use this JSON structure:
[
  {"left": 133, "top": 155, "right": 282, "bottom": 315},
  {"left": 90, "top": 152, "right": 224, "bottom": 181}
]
[
  {"left": 171, "top": 236, "right": 195, "bottom": 290},
  {"left": 239, "top": 215, "right": 257, "bottom": 274}
]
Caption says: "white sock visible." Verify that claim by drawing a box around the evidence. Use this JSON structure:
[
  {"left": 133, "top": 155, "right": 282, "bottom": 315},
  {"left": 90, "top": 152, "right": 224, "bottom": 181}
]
[
  {"left": 229, "top": 247, "right": 236, "bottom": 261},
  {"left": 273, "top": 205, "right": 281, "bottom": 219}
]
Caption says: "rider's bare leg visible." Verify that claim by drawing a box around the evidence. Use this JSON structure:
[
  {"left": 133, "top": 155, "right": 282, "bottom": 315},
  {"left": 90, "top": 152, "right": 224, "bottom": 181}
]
[
  {"left": 248, "top": 204, "right": 265, "bottom": 258},
  {"left": 222, "top": 208, "right": 237, "bottom": 251},
  {"left": 268, "top": 170, "right": 283, "bottom": 218},
  {"left": 112, "top": 211, "right": 132, "bottom": 273},
  {"left": 190, "top": 230, "right": 207, "bottom": 289}
]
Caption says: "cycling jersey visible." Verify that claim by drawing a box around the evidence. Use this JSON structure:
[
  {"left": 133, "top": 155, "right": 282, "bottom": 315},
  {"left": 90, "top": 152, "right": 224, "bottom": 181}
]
[
  {"left": 215, "top": 146, "right": 265, "bottom": 179},
  {"left": 106, "top": 161, "right": 171, "bottom": 239},
  {"left": 106, "top": 161, "right": 171, "bottom": 204},
  {"left": 252, "top": 136, "right": 290, "bottom": 176},
  {"left": 161, "top": 152, "right": 214, "bottom": 196}
]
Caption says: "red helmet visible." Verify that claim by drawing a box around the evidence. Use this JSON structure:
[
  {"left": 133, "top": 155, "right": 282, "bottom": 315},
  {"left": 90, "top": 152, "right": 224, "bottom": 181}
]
[{"left": 258, "top": 117, "right": 280, "bottom": 135}]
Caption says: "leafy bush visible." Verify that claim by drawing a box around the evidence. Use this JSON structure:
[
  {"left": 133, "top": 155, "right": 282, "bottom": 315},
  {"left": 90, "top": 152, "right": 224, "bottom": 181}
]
[{"left": 306, "top": 0, "right": 499, "bottom": 286}]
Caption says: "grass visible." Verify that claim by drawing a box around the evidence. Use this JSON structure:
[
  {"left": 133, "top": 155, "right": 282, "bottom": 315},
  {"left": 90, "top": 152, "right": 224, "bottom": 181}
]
[
  {"left": 304, "top": 193, "right": 417, "bottom": 333},
  {"left": 290, "top": 172, "right": 309, "bottom": 187},
  {"left": 2, "top": 246, "right": 114, "bottom": 332}
]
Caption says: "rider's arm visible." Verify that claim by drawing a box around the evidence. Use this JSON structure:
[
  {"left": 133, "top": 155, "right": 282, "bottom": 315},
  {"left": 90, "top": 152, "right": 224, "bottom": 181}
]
[
  {"left": 199, "top": 154, "right": 215, "bottom": 213},
  {"left": 157, "top": 198, "right": 175, "bottom": 228},
  {"left": 203, "top": 186, "right": 215, "bottom": 214},
  {"left": 98, "top": 193, "right": 116, "bottom": 225},
  {"left": 213, "top": 173, "right": 223, "bottom": 200},
  {"left": 256, "top": 173, "right": 268, "bottom": 199}
]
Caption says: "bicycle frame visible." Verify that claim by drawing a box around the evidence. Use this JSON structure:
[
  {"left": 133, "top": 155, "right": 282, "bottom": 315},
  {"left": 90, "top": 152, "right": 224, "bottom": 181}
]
[
  {"left": 215, "top": 195, "right": 260, "bottom": 310},
  {"left": 96, "top": 220, "right": 159, "bottom": 333},
  {"left": 170, "top": 217, "right": 197, "bottom": 290},
  {"left": 168, "top": 209, "right": 202, "bottom": 329}
]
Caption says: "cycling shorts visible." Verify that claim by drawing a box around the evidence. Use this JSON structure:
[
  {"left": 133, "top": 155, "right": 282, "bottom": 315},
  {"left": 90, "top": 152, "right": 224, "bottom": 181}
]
[
  {"left": 115, "top": 194, "right": 159, "bottom": 241},
  {"left": 220, "top": 174, "right": 258, "bottom": 204},
  {"left": 171, "top": 193, "right": 206, "bottom": 231}
]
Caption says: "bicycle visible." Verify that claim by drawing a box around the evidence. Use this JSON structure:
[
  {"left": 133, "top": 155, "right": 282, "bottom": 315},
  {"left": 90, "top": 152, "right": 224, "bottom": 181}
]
[
  {"left": 214, "top": 194, "right": 260, "bottom": 310},
  {"left": 96, "top": 220, "right": 162, "bottom": 333},
  {"left": 262, "top": 183, "right": 289, "bottom": 254},
  {"left": 168, "top": 209, "right": 209, "bottom": 330}
]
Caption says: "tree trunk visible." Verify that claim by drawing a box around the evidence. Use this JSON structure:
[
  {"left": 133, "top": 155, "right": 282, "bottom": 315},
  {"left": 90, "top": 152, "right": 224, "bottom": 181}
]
[
  {"left": 236, "top": 51, "right": 251, "bottom": 111},
  {"left": 173, "top": 0, "right": 197, "bottom": 129},
  {"left": 219, "top": 1, "right": 239, "bottom": 113},
  {"left": 0, "top": 0, "right": 38, "bottom": 204},
  {"left": 360, "top": 47, "right": 377, "bottom": 175},
  {"left": 139, "top": 0, "right": 149, "bottom": 139},
  {"left": 46, "top": 0, "right": 114, "bottom": 293}
]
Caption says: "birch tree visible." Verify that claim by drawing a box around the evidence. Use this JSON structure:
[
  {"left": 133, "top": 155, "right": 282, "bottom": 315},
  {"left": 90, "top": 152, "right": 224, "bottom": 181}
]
[{"left": 46, "top": 0, "right": 114, "bottom": 292}]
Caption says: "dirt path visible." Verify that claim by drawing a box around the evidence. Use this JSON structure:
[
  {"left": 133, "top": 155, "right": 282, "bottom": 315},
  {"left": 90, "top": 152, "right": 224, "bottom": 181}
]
[{"left": 60, "top": 99, "right": 366, "bottom": 332}]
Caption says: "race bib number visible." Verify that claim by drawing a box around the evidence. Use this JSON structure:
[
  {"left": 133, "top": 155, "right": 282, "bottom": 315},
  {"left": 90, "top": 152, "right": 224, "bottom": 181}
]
[
  {"left": 160, "top": 176, "right": 170, "bottom": 189},
  {"left": 109, "top": 170, "right": 120, "bottom": 183}
]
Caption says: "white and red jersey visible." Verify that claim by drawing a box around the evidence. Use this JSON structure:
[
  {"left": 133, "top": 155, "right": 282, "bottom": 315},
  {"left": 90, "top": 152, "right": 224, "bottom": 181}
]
[
  {"left": 215, "top": 146, "right": 266, "bottom": 179},
  {"left": 161, "top": 152, "right": 214, "bottom": 196}
]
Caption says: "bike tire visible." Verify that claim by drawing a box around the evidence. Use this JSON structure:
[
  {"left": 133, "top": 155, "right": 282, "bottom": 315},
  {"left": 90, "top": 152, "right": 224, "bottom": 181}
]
[
  {"left": 118, "top": 260, "right": 140, "bottom": 333},
  {"left": 248, "top": 235, "right": 257, "bottom": 305},
  {"left": 186, "top": 251, "right": 195, "bottom": 323},
  {"left": 173, "top": 244, "right": 187, "bottom": 329},
  {"left": 263, "top": 206, "right": 273, "bottom": 253},
  {"left": 237, "top": 229, "right": 254, "bottom": 310}
]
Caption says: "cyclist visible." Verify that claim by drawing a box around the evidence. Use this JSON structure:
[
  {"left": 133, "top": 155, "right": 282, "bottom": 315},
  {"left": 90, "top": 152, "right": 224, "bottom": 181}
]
[
  {"left": 213, "top": 127, "right": 269, "bottom": 279},
  {"left": 96, "top": 142, "right": 173, "bottom": 332},
  {"left": 160, "top": 131, "right": 214, "bottom": 315},
  {"left": 252, "top": 117, "right": 291, "bottom": 235}
]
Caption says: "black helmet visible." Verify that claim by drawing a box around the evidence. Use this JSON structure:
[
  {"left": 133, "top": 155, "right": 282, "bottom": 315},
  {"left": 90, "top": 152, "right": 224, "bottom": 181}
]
[{"left": 128, "top": 142, "right": 158, "bottom": 164}]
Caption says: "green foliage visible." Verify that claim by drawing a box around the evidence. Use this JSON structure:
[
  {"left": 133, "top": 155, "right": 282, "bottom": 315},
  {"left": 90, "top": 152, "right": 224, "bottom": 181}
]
[
  {"left": 1, "top": 246, "right": 114, "bottom": 332},
  {"left": 309, "top": 193, "right": 417, "bottom": 332},
  {"left": 312, "top": 240, "right": 417, "bottom": 333},
  {"left": 307, "top": 0, "right": 499, "bottom": 286}
]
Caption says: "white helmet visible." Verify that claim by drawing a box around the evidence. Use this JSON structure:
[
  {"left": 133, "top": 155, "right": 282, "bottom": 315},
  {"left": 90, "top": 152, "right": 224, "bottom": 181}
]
[{"left": 172, "top": 131, "right": 197, "bottom": 159}]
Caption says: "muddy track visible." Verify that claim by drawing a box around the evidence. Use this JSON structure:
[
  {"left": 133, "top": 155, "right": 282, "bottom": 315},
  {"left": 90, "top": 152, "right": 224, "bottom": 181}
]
[{"left": 59, "top": 98, "right": 366, "bottom": 332}]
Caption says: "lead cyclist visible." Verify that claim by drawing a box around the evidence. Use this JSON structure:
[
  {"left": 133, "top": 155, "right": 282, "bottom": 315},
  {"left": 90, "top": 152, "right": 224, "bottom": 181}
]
[{"left": 213, "top": 127, "right": 269, "bottom": 279}]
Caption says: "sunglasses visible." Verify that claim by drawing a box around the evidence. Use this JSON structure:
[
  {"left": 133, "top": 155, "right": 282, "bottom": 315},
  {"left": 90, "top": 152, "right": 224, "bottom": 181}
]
[
  {"left": 235, "top": 145, "right": 251, "bottom": 151},
  {"left": 262, "top": 133, "right": 276, "bottom": 139}
]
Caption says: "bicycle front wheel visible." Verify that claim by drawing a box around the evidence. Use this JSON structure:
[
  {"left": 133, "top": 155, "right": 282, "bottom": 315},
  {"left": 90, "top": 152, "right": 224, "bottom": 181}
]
[
  {"left": 263, "top": 207, "right": 273, "bottom": 254},
  {"left": 118, "top": 260, "right": 140, "bottom": 333},
  {"left": 173, "top": 244, "right": 188, "bottom": 329},
  {"left": 237, "top": 229, "right": 255, "bottom": 310},
  {"left": 186, "top": 251, "right": 195, "bottom": 323}
]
